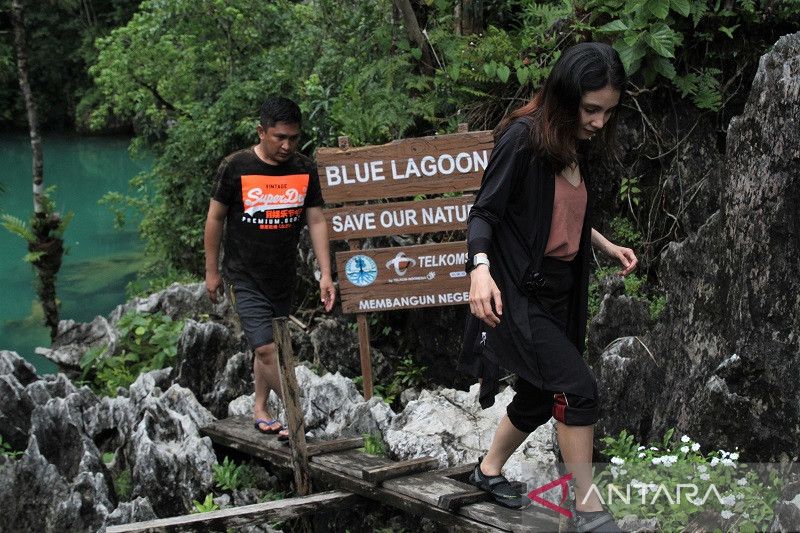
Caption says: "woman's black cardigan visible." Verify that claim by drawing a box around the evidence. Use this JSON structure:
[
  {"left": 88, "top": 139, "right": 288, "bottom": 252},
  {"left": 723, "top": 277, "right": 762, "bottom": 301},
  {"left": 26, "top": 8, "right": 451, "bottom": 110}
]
[{"left": 459, "top": 119, "right": 594, "bottom": 408}]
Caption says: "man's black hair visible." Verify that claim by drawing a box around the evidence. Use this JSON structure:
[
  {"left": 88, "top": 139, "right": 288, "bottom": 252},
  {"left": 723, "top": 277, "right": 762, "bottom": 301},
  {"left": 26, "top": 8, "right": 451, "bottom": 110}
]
[{"left": 260, "top": 97, "right": 302, "bottom": 128}]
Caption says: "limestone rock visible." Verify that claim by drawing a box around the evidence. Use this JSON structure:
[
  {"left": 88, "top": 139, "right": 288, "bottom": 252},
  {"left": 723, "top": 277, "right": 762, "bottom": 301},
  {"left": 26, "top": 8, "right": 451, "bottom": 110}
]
[
  {"left": 604, "top": 33, "right": 800, "bottom": 460},
  {"left": 385, "top": 383, "right": 560, "bottom": 492},
  {"left": 228, "top": 365, "right": 396, "bottom": 439},
  {"left": 105, "top": 497, "right": 158, "bottom": 527},
  {"left": 588, "top": 290, "right": 652, "bottom": 358},
  {"left": 172, "top": 319, "right": 248, "bottom": 418},
  {"left": 770, "top": 481, "right": 800, "bottom": 532},
  {"left": 0, "top": 349, "right": 38, "bottom": 385},
  {"left": 35, "top": 315, "right": 117, "bottom": 370},
  {"left": 590, "top": 337, "right": 664, "bottom": 440}
]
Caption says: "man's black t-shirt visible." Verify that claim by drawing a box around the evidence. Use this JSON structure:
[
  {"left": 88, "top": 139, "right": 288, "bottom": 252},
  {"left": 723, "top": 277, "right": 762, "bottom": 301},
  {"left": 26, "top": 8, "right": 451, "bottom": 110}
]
[{"left": 211, "top": 148, "right": 324, "bottom": 302}]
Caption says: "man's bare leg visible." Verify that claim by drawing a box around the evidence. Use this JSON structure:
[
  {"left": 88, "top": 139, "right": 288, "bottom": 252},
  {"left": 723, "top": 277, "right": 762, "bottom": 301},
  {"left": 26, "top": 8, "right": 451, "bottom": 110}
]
[
  {"left": 481, "top": 415, "right": 530, "bottom": 475},
  {"left": 556, "top": 422, "right": 603, "bottom": 512},
  {"left": 253, "top": 342, "right": 287, "bottom": 435}
]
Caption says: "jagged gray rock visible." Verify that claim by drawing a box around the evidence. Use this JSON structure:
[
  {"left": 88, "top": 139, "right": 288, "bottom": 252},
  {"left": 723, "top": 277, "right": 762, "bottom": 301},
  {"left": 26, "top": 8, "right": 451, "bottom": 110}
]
[
  {"left": 590, "top": 336, "right": 664, "bottom": 440},
  {"left": 105, "top": 497, "right": 158, "bottom": 527},
  {"left": 228, "top": 365, "right": 395, "bottom": 439},
  {"left": 385, "top": 383, "right": 561, "bottom": 494},
  {"left": 588, "top": 275, "right": 652, "bottom": 358},
  {"left": 614, "top": 32, "right": 800, "bottom": 459},
  {"left": 308, "top": 316, "right": 391, "bottom": 378},
  {"left": 0, "top": 349, "right": 38, "bottom": 385},
  {"left": 172, "top": 319, "right": 248, "bottom": 418}
]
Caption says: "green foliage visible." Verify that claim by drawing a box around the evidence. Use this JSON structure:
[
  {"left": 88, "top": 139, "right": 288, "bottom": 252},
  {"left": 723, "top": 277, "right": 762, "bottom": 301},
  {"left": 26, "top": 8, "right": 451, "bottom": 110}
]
[
  {"left": 362, "top": 432, "right": 386, "bottom": 456},
  {"left": 213, "top": 456, "right": 255, "bottom": 492},
  {"left": 79, "top": 311, "right": 184, "bottom": 397},
  {"left": 0, "top": 436, "right": 23, "bottom": 459},
  {"left": 649, "top": 294, "right": 667, "bottom": 320},
  {"left": 597, "top": 429, "right": 781, "bottom": 531},
  {"left": 191, "top": 493, "right": 220, "bottom": 514},
  {"left": 364, "top": 355, "right": 428, "bottom": 406},
  {"left": 1, "top": 186, "right": 74, "bottom": 262},
  {"left": 259, "top": 489, "right": 289, "bottom": 502},
  {"left": 588, "top": 266, "right": 617, "bottom": 317},
  {"left": 114, "top": 469, "right": 132, "bottom": 502},
  {"left": 609, "top": 216, "right": 642, "bottom": 250},
  {"left": 622, "top": 272, "right": 645, "bottom": 298},
  {"left": 83, "top": 0, "right": 798, "bottom": 285}
]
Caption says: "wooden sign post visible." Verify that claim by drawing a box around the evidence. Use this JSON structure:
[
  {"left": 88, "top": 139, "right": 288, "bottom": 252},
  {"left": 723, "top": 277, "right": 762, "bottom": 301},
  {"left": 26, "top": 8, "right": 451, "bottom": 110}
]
[
  {"left": 273, "top": 317, "right": 312, "bottom": 496},
  {"left": 317, "top": 126, "right": 494, "bottom": 400}
]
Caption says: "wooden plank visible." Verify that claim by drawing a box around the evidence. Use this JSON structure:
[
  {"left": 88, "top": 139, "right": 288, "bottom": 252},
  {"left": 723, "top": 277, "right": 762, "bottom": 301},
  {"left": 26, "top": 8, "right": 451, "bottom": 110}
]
[
  {"left": 311, "top": 448, "right": 393, "bottom": 479},
  {"left": 325, "top": 195, "right": 474, "bottom": 240},
  {"left": 438, "top": 489, "right": 491, "bottom": 511},
  {"left": 306, "top": 437, "right": 364, "bottom": 457},
  {"left": 385, "top": 471, "right": 560, "bottom": 532},
  {"left": 362, "top": 456, "right": 440, "bottom": 484},
  {"left": 316, "top": 130, "right": 493, "bottom": 202},
  {"left": 106, "top": 490, "right": 359, "bottom": 532},
  {"left": 309, "top": 459, "right": 502, "bottom": 532},
  {"left": 337, "top": 241, "right": 470, "bottom": 314},
  {"left": 200, "top": 415, "right": 293, "bottom": 469},
  {"left": 274, "top": 318, "right": 311, "bottom": 496}
]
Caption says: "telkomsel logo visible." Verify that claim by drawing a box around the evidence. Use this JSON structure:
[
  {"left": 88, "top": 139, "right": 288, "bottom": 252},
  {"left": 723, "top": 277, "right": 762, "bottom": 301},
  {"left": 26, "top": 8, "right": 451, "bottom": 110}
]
[{"left": 385, "top": 251, "right": 416, "bottom": 276}]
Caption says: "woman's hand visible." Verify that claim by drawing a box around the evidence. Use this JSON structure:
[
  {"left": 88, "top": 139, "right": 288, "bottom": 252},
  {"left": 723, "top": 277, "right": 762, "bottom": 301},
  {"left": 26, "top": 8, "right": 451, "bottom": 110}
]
[
  {"left": 591, "top": 228, "right": 638, "bottom": 276},
  {"left": 469, "top": 266, "right": 503, "bottom": 328},
  {"left": 605, "top": 243, "right": 638, "bottom": 276}
]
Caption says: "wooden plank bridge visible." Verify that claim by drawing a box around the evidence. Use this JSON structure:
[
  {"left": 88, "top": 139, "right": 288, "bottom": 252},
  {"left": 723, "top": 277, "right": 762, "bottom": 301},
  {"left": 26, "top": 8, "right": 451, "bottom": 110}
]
[{"left": 108, "top": 318, "right": 565, "bottom": 532}]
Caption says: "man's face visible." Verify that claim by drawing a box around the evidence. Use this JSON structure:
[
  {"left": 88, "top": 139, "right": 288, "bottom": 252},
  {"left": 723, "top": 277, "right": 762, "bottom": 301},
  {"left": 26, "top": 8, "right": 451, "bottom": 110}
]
[{"left": 257, "top": 121, "right": 301, "bottom": 164}]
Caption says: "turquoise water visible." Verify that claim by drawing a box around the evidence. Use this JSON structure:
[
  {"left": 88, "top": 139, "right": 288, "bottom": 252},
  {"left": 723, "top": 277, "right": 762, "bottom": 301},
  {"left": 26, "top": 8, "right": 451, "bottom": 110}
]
[{"left": 0, "top": 134, "right": 151, "bottom": 374}]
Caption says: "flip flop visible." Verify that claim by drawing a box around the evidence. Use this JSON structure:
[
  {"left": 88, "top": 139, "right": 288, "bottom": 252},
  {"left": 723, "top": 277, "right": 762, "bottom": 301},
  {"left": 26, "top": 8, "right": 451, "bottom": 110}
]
[{"left": 254, "top": 418, "right": 282, "bottom": 434}]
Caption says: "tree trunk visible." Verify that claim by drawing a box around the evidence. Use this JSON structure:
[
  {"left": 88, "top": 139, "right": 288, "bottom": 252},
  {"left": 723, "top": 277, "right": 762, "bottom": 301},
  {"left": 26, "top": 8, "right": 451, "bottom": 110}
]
[
  {"left": 454, "top": 0, "right": 484, "bottom": 36},
  {"left": 12, "top": 0, "right": 63, "bottom": 340},
  {"left": 393, "top": 0, "right": 436, "bottom": 75}
]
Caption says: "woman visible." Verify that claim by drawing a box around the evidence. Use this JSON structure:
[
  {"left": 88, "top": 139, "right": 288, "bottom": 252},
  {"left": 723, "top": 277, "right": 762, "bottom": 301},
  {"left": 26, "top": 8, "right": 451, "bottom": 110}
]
[{"left": 462, "top": 42, "right": 637, "bottom": 532}]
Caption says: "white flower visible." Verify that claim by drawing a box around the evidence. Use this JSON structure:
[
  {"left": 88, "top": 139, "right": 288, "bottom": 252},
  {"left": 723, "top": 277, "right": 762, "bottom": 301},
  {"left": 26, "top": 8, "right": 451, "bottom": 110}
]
[
  {"left": 736, "top": 477, "right": 748, "bottom": 486},
  {"left": 650, "top": 446, "right": 659, "bottom": 451},
  {"left": 720, "top": 450, "right": 730, "bottom": 458},
  {"left": 721, "top": 458, "right": 736, "bottom": 468},
  {"left": 721, "top": 510, "right": 734, "bottom": 519},
  {"left": 611, "top": 457, "right": 625, "bottom": 465},
  {"left": 700, "top": 473, "right": 710, "bottom": 481},
  {"left": 736, "top": 493, "right": 744, "bottom": 500},
  {"left": 730, "top": 452, "right": 739, "bottom": 460},
  {"left": 660, "top": 455, "right": 679, "bottom": 467},
  {"left": 651, "top": 457, "right": 663, "bottom": 465},
  {"left": 638, "top": 446, "right": 646, "bottom": 451},
  {"left": 691, "top": 443, "right": 700, "bottom": 452},
  {"left": 698, "top": 465, "right": 708, "bottom": 473},
  {"left": 710, "top": 457, "right": 720, "bottom": 467},
  {"left": 681, "top": 435, "right": 691, "bottom": 443},
  {"left": 638, "top": 452, "right": 646, "bottom": 458},
  {"left": 680, "top": 446, "right": 690, "bottom": 453},
  {"left": 620, "top": 469, "right": 627, "bottom": 475},
  {"left": 720, "top": 494, "right": 736, "bottom": 506}
]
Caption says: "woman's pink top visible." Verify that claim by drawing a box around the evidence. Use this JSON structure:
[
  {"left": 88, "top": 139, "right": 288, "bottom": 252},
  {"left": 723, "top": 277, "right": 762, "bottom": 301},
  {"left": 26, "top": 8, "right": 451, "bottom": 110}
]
[{"left": 544, "top": 174, "right": 587, "bottom": 261}]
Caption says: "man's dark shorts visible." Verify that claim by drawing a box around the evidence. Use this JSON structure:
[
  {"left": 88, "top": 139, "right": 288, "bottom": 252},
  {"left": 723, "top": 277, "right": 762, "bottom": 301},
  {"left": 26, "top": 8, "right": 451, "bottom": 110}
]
[{"left": 228, "top": 277, "right": 291, "bottom": 349}]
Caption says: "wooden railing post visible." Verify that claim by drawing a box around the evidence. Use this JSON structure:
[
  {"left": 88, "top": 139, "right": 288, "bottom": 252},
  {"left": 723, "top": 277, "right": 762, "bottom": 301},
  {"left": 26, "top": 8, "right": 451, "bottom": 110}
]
[{"left": 273, "top": 317, "right": 311, "bottom": 496}]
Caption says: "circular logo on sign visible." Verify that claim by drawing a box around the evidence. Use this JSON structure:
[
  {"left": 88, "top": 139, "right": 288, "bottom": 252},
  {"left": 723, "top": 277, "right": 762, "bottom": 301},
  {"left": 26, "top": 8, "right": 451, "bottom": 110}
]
[{"left": 345, "top": 255, "right": 378, "bottom": 287}]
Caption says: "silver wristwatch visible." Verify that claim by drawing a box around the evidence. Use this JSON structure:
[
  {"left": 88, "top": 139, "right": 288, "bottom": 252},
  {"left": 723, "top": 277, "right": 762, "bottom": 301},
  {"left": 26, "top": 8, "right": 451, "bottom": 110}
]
[{"left": 473, "top": 254, "right": 490, "bottom": 269}]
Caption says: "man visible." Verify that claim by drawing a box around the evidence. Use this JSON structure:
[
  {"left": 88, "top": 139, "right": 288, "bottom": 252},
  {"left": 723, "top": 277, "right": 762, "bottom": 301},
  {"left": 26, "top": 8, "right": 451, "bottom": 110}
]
[{"left": 204, "top": 97, "right": 335, "bottom": 438}]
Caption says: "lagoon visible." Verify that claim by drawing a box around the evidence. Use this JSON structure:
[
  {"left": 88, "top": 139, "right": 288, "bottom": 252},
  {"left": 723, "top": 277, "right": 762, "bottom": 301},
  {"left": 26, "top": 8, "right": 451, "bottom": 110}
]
[{"left": 0, "top": 134, "right": 150, "bottom": 373}]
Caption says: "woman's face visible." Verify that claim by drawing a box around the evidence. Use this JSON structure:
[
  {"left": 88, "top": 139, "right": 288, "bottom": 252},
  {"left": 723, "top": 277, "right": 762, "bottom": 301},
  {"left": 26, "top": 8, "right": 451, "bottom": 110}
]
[{"left": 576, "top": 85, "right": 621, "bottom": 140}]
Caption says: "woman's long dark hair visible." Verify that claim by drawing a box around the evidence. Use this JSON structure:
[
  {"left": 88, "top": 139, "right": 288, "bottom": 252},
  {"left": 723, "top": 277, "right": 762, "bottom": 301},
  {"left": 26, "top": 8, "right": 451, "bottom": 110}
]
[{"left": 495, "top": 42, "right": 626, "bottom": 171}]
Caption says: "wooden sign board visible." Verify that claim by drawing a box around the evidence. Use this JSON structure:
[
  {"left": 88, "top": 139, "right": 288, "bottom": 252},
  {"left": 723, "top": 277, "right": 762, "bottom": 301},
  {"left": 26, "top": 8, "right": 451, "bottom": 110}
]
[
  {"left": 317, "top": 130, "right": 493, "bottom": 203},
  {"left": 336, "top": 241, "right": 470, "bottom": 313},
  {"left": 325, "top": 195, "right": 474, "bottom": 240}
]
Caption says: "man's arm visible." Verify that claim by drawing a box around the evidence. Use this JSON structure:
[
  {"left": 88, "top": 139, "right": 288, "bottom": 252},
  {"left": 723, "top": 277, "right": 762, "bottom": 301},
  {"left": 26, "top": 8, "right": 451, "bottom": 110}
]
[
  {"left": 306, "top": 206, "right": 335, "bottom": 312},
  {"left": 204, "top": 199, "right": 229, "bottom": 303}
]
